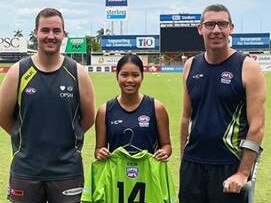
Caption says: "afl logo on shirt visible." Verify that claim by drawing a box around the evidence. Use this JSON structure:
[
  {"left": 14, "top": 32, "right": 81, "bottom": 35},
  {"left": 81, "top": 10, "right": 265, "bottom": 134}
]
[
  {"left": 138, "top": 115, "right": 150, "bottom": 127},
  {"left": 126, "top": 166, "right": 139, "bottom": 178},
  {"left": 25, "top": 87, "right": 37, "bottom": 95},
  {"left": 221, "top": 71, "right": 234, "bottom": 84}
]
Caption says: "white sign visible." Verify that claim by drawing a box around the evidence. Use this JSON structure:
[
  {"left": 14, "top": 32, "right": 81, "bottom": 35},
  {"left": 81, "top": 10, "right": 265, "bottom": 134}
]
[
  {"left": 106, "top": 6, "right": 127, "bottom": 20},
  {"left": 91, "top": 55, "right": 122, "bottom": 66},
  {"left": 136, "top": 37, "right": 155, "bottom": 48},
  {"left": 250, "top": 54, "right": 271, "bottom": 72},
  {"left": 0, "top": 37, "right": 27, "bottom": 53},
  {"left": 250, "top": 54, "right": 271, "bottom": 64}
]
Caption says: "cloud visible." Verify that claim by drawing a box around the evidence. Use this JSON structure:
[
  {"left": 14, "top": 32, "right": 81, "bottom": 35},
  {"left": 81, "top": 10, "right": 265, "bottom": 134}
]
[
  {"left": 17, "top": 8, "right": 41, "bottom": 16},
  {"left": 0, "top": 0, "right": 270, "bottom": 37}
]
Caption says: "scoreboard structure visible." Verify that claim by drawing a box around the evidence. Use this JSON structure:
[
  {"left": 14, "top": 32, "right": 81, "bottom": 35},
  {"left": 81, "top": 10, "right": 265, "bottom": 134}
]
[{"left": 160, "top": 14, "right": 204, "bottom": 52}]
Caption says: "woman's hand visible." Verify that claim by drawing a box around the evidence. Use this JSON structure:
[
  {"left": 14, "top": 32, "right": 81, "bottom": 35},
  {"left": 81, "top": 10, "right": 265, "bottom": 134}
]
[
  {"left": 95, "top": 147, "right": 111, "bottom": 160},
  {"left": 153, "top": 149, "right": 170, "bottom": 162}
]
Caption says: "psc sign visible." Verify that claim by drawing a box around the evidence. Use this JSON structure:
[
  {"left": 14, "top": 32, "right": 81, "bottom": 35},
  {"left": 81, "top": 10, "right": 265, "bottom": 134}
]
[
  {"left": 136, "top": 37, "right": 155, "bottom": 48},
  {"left": 0, "top": 37, "right": 20, "bottom": 48}
]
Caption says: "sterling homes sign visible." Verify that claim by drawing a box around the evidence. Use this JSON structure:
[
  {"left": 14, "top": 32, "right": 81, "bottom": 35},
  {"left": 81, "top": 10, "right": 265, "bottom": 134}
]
[
  {"left": 0, "top": 37, "right": 27, "bottom": 53},
  {"left": 105, "top": 0, "right": 127, "bottom": 20}
]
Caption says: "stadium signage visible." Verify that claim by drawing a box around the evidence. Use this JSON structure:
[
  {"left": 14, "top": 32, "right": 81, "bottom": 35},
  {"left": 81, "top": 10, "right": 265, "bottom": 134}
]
[
  {"left": 105, "top": 0, "right": 127, "bottom": 20},
  {"left": 87, "top": 66, "right": 112, "bottom": 73},
  {"left": 136, "top": 37, "right": 155, "bottom": 48},
  {"left": 106, "top": 6, "right": 127, "bottom": 20},
  {"left": 106, "top": 0, "right": 127, "bottom": 7},
  {"left": 111, "top": 65, "right": 161, "bottom": 72},
  {"left": 0, "top": 63, "right": 11, "bottom": 73},
  {"left": 0, "top": 37, "right": 27, "bottom": 53},
  {"left": 91, "top": 55, "right": 123, "bottom": 66},
  {"left": 160, "top": 14, "right": 201, "bottom": 22},
  {"left": 231, "top": 33, "right": 270, "bottom": 50},
  {"left": 101, "top": 35, "right": 159, "bottom": 51},
  {"left": 160, "top": 23, "right": 199, "bottom": 27},
  {"left": 161, "top": 65, "right": 184, "bottom": 72},
  {"left": 60, "top": 37, "right": 87, "bottom": 54}
]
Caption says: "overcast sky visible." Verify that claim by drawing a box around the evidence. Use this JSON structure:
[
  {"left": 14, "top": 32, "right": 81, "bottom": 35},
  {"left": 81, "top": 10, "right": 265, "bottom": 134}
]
[{"left": 0, "top": 0, "right": 270, "bottom": 38}]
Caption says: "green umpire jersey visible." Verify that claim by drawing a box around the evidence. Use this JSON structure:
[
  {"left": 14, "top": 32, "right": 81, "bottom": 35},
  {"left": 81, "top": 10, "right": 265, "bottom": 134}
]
[{"left": 81, "top": 147, "right": 177, "bottom": 203}]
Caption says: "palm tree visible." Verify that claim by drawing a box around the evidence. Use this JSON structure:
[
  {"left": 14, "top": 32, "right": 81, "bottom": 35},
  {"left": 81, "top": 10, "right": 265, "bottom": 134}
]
[
  {"left": 28, "top": 31, "right": 37, "bottom": 50},
  {"left": 96, "top": 28, "right": 112, "bottom": 41},
  {"left": 96, "top": 28, "right": 105, "bottom": 41},
  {"left": 13, "top": 30, "right": 23, "bottom": 37}
]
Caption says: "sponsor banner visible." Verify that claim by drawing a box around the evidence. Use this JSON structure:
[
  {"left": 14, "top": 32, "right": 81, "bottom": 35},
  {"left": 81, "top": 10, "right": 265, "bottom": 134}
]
[
  {"left": 106, "top": 6, "right": 127, "bottom": 20},
  {"left": 91, "top": 55, "right": 148, "bottom": 66},
  {"left": 0, "top": 67, "right": 9, "bottom": 73},
  {"left": 106, "top": 0, "right": 127, "bottom": 6},
  {"left": 144, "top": 65, "right": 161, "bottom": 72},
  {"left": 111, "top": 65, "right": 161, "bottom": 72},
  {"left": 160, "top": 14, "right": 201, "bottom": 22},
  {"left": 250, "top": 54, "right": 271, "bottom": 64},
  {"left": 231, "top": 33, "right": 270, "bottom": 50},
  {"left": 161, "top": 65, "right": 184, "bottom": 72},
  {"left": 61, "top": 37, "right": 87, "bottom": 54},
  {"left": 87, "top": 66, "right": 112, "bottom": 73},
  {"left": 160, "top": 22, "right": 200, "bottom": 27},
  {"left": 0, "top": 63, "right": 14, "bottom": 73},
  {"left": 0, "top": 63, "right": 12, "bottom": 73},
  {"left": 249, "top": 54, "right": 271, "bottom": 72},
  {"left": 260, "top": 64, "right": 271, "bottom": 72},
  {"left": 0, "top": 37, "right": 27, "bottom": 53},
  {"left": 101, "top": 35, "right": 159, "bottom": 51},
  {"left": 91, "top": 55, "right": 123, "bottom": 66}
]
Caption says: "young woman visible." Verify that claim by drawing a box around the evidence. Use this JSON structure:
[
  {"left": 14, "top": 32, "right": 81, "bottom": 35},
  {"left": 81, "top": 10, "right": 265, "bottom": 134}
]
[{"left": 95, "top": 54, "right": 172, "bottom": 161}]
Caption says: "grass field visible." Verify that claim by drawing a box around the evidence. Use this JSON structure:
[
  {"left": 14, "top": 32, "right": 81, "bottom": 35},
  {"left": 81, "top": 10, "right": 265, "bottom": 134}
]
[{"left": 0, "top": 72, "right": 270, "bottom": 202}]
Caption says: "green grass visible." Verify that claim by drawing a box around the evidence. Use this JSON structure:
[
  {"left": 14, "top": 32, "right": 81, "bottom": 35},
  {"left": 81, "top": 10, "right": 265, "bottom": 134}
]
[{"left": 0, "top": 72, "right": 270, "bottom": 202}]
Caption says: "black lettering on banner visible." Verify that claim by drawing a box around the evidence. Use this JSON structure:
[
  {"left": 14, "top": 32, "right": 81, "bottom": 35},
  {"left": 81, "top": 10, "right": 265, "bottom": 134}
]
[
  {"left": 0, "top": 37, "right": 20, "bottom": 48},
  {"left": 117, "top": 182, "right": 146, "bottom": 203}
]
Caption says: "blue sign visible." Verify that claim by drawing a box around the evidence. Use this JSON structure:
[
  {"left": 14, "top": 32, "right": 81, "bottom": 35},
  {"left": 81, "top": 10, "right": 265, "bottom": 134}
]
[
  {"left": 101, "top": 35, "right": 160, "bottom": 51},
  {"left": 160, "top": 65, "right": 184, "bottom": 72},
  {"left": 160, "top": 14, "right": 201, "bottom": 22},
  {"left": 106, "top": 7, "right": 127, "bottom": 20},
  {"left": 231, "top": 33, "right": 270, "bottom": 50},
  {"left": 106, "top": 0, "right": 127, "bottom": 6}
]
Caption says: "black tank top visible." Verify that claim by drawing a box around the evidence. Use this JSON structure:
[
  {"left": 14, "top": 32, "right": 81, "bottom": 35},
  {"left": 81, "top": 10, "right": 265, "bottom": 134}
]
[
  {"left": 106, "top": 95, "right": 159, "bottom": 154},
  {"left": 184, "top": 52, "right": 248, "bottom": 164},
  {"left": 11, "top": 56, "right": 83, "bottom": 180}
]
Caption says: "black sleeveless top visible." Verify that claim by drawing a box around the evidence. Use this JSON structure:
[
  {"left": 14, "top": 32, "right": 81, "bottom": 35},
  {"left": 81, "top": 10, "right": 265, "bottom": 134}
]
[
  {"left": 105, "top": 95, "right": 159, "bottom": 154},
  {"left": 11, "top": 56, "right": 84, "bottom": 180},
  {"left": 184, "top": 52, "right": 248, "bottom": 164}
]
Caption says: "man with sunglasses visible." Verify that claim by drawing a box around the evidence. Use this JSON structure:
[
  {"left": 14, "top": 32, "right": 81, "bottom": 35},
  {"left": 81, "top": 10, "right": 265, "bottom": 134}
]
[{"left": 179, "top": 4, "right": 266, "bottom": 203}]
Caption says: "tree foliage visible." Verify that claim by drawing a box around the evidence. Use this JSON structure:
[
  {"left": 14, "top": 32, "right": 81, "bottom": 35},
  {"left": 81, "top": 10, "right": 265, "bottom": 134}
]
[
  {"left": 13, "top": 30, "right": 23, "bottom": 37},
  {"left": 28, "top": 31, "right": 37, "bottom": 50},
  {"left": 86, "top": 35, "right": 101, "bottom": 52}
]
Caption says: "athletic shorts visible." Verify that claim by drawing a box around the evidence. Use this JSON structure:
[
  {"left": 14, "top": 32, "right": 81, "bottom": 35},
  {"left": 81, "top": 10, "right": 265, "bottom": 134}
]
[
  {"left": 179, "top": 160, "right": 248, "bottom": 203},
  {"left": 7, "top": 176, "right": 84, "bottom": 203}
]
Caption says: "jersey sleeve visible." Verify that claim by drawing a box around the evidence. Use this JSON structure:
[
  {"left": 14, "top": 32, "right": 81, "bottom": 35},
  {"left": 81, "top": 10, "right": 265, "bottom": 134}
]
[
  {"left": 81, "top": 163, "right": 93, "bottom": 202},
  {"left": 81, "top": 160, "right": 107, "bottom": 203}
]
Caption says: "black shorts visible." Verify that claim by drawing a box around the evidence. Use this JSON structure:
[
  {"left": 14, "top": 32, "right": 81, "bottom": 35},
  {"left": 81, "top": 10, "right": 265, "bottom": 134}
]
[
  {"left": 7, "top": 176, "right": 84, "bottom": 203},
  {"left": 179, "top": 160, "right": 248, "bottom": 203}
]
